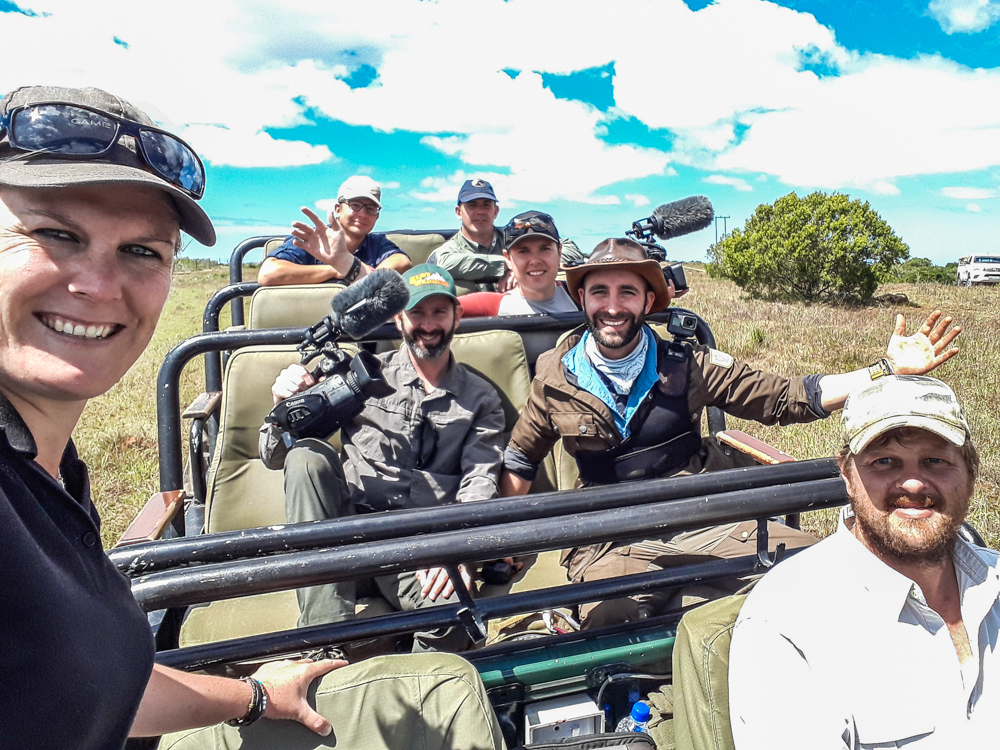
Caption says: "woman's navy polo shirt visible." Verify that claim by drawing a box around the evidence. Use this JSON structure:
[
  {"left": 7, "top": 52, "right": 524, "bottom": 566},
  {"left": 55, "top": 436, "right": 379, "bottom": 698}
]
[{"left": 0, "top": 396, "right": 155, "bottom": 749}]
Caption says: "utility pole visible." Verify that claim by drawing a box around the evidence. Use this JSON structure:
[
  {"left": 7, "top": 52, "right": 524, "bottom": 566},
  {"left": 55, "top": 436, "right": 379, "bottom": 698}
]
[{"left": 714, "top": 216, "right": 730, "bottom": 244}]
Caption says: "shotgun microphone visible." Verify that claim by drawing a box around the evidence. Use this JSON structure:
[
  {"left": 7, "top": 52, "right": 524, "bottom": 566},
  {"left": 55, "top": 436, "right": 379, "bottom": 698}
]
[
  {"left": 631, "top": 195, "right": 715, "bottom": 242},
  {"left": 328, "top": 268, "right": 410, "bottom": 340}
]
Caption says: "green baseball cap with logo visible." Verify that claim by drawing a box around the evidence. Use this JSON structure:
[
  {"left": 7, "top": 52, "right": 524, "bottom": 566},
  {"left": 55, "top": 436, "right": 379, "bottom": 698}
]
[
  {"left": 402, "top": 264, "right": 458, "bottom": 310},
  {"left": 842, "top": 375, "right": 970, "bottom": 454}
]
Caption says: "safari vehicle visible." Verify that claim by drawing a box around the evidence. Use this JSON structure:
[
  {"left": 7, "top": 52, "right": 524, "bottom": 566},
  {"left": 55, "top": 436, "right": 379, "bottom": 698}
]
[
  {"left": 956, "top": 254, "right": 1000, "bottom": 286},
  {"left": 112, "top": 223, "right": 854, "bottom": 749}
]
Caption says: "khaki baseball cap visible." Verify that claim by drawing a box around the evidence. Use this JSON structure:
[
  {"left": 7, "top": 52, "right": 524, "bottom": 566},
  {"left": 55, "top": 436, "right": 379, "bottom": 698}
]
[
  {"left": 337, "top": 175, "right": 382, "bottom": 207},
  {"left": 842, "top": 375, "right": 970, "bottom": 454},
  {"left": 403, "top": 264, "right": 458, "bottom": 310}
]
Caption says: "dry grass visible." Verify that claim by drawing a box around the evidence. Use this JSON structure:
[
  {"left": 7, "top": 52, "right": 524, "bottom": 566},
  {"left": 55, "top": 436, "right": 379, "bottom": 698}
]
[{"left": 81, "top": 265, "right": 1000, "bottom": 549}]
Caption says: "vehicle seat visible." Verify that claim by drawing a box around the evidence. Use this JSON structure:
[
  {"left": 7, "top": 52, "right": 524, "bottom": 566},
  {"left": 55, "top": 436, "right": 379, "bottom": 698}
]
[
  {"left": 246, "top": 283, "right": 345, "bottom": 329},
  {"left": 670, "top": 588, "right": 750, "bottom": 750},
  {"left": 181, "top": 329, "right": 559, "bottom": 649}
]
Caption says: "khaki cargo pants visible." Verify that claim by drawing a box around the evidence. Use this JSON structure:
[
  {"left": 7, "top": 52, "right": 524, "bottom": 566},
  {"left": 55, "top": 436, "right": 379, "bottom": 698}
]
[
  {"left": 159, "top": 653, "right": 505, "bottom": 750},
  {"left": 578, "top": 520, "right": 814, "bottom": 629}
]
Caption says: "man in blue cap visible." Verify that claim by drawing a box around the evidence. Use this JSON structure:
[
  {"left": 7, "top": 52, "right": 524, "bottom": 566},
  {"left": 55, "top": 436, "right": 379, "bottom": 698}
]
[{"left": 428, "top": 178, "right": 510, "bottom": 291}]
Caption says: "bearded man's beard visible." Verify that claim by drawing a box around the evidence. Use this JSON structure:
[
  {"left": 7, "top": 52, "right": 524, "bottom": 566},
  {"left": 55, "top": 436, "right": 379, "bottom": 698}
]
[
  {"left": 403, "top": 322, "right": 457, "bottom": 360},
  {"left": 850, "top": 487, "right": 968, "bottom": 566},
  {"left": 586, "top": 311, "right": 644, "bottom": 350}
]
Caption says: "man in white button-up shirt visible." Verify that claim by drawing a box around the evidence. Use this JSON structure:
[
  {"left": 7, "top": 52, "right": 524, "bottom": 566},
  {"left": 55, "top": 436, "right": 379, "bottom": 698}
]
[{"left": 729, "top": 375, "right": 998, "bottom": 748}]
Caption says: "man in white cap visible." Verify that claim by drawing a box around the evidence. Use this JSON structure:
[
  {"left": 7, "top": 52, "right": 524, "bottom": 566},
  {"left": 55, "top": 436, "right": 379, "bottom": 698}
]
[
  {"left": 729, "top": 376, "right": 998, "bottom": 748},
  {"left": 258, "top": 175, "right": 412, "bottom": 286}
]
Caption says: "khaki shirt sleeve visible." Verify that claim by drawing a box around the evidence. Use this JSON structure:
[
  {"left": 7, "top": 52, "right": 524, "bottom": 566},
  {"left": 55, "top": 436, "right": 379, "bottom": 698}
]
[
  {"left": 687, "top": 345, "right": 821, "bottom": 426},
  {"left": 456, "top": 387, "right": 506, "bottom": 503},
  {"left": 258, "top": 422, "right": 290, "bottom": 470},
  {"left": 432, "top": 237, "right": 507, "bottom": 281}
]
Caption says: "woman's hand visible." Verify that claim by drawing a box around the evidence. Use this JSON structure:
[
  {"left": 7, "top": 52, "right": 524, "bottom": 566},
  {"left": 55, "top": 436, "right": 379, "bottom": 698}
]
[
  {"left": 886, "top": 310, "right": 961, "bottom": 375},
  {"left": 254, "top": 658, "right": 348, "bottom": 736}
]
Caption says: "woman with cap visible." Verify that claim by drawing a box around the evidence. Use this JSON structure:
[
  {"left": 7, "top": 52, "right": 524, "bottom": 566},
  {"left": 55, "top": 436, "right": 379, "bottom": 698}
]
[{"left": 0, "top": 85, "right": 343, "bottom": 748}]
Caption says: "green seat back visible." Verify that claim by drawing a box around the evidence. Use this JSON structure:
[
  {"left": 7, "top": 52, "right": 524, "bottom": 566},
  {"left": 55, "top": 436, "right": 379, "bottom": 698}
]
[{"left": 672, "top": 592, "right": 748, "bottom": 750}]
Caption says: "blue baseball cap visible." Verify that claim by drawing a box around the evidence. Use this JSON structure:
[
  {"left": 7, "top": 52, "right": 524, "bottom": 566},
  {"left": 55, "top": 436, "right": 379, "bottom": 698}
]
[{"left": 457, "top": 178, "right": 497, "bottom": 205}]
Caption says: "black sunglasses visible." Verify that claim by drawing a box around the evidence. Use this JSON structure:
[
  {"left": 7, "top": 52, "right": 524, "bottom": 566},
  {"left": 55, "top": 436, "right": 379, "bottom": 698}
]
[
  {"left": 505, "top": 212, "right": 559, "bottom": 245},
  {"left": 0, "top": 102, "right": 206, "bottom": 198}
]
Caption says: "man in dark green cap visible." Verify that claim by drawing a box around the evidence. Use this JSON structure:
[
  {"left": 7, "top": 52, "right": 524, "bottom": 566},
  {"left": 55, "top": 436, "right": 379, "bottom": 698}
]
[{"left": 260, "top": 265, "right": 505, "bottom": 651}]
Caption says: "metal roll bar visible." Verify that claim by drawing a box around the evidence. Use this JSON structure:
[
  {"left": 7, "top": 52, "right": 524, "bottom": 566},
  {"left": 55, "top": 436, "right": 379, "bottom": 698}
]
[
  {"left": 130, "top": 477, "right": 848, "bottom": 611},
  {"left": 155, "top": 553, "right": 774, "bottom": 671},
  {"left": 112, "top": 459, "right": 838, "bottom": 576}
]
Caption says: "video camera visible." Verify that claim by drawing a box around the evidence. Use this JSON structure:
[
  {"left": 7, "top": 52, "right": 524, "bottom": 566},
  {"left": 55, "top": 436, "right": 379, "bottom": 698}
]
[{"left": 265, "top": 269, "right": 410, "bottom": 444}]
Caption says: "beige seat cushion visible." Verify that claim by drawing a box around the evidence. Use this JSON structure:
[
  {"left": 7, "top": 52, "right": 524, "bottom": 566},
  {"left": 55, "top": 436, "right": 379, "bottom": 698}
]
[
  {"left": 185, "top": 331, "right": 540, "bottom": 649},
  {"left": 203, "top": 345, "right": 353, "bottom": 533},
  {"left": 383, "top": 232, "right": 448, "bottom": 266},
  {"left": 247, "top": 284, "right": 345, "bottom": 330}
]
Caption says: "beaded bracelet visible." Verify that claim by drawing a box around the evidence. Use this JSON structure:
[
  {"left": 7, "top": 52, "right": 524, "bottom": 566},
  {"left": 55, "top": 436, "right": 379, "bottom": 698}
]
[{"left": 225, "top": 676, "right": 268, "bottom": 727}]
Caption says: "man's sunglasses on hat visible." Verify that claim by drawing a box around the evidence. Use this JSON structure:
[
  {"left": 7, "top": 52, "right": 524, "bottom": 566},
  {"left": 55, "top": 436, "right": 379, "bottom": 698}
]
[{"left": 0, "top": 102, "right": 206, "bottom": 198}]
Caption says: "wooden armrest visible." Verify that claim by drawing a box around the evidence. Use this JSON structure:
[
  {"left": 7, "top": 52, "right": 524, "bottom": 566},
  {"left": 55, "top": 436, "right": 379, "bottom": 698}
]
[
  {"left": 182, "top": 391, "right": 222, "bottom": 420},
  {"left": 717, "top": 430, "right": 797, "bottom": 464},
  {"left": 116, "top": 490, "right": 185, "bottom": 547}
]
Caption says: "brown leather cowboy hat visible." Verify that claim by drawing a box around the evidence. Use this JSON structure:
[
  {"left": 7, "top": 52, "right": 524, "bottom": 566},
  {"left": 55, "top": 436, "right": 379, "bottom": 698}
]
[{"left": 564, "top": 238, "right": 672, "bottom": 313}]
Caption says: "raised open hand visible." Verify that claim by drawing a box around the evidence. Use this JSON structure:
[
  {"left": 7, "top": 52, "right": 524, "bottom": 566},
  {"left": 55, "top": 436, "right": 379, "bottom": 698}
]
[
  {"left": 290, "top": 206, "right": 349, "bottom": 268},
  {"left": 885, "top": 310, "right": 961, "bottom": 375}
]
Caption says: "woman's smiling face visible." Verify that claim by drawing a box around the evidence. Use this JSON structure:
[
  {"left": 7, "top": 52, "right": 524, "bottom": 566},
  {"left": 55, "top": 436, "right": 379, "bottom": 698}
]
[{"left": 0, "top": 183, "right": 179, "bottom": 405}]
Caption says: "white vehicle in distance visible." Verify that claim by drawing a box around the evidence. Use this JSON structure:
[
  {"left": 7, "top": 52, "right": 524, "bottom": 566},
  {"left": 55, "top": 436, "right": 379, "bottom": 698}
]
[{"left": 957, "top": 255, "right": 1000, "bottom": 286}]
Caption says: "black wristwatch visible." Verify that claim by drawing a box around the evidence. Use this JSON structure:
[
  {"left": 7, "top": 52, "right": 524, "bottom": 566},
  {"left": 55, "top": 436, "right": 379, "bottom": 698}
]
[{"left": 343, "top": 256, "right": 363, "bottom": 284}]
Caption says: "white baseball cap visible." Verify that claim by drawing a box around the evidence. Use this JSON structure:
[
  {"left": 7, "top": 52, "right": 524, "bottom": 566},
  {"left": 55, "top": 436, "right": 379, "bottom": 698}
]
[
  {"left": 842, "top": 375, "right": 970, "bottom": 454},
  {"left": 337, "top": 175, "right": 381, "bottom": 207}
]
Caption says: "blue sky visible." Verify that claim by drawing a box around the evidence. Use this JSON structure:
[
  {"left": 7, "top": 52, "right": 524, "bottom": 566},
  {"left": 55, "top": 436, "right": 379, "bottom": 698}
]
[{"left": 2, "top": 0, "right": 999, "bottom": 264}]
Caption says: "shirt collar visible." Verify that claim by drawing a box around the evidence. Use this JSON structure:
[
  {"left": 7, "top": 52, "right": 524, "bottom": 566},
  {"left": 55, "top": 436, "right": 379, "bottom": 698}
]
[
  {"left": 457, "top": 228, "right": 503, "bottom": 254},
  {"left": 391, "top": 346, "right": 460, "bottom": 394},
  {"left": 0, "top": 391, "right": 39, "bottom": 457},
  {"left": 835, "top": 506, "right": 999, "bottom": 621}
]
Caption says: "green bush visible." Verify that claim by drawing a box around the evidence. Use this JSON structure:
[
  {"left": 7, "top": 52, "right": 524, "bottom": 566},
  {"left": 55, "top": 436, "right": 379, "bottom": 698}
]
[
  {"left": 707, "top": 191, "right": 909, "bottom": 304},
  {"left": 888, "top": 258, "right": 957, "bottom": 284}
]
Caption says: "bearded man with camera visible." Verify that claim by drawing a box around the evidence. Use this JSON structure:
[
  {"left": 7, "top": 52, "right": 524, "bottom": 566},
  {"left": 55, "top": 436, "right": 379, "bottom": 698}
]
[
  {"left": 260, "top": 265, "right": 505, "bottom": 651},
  {"left": 500, "top": 238, "right": 964, "bottom": 628}
]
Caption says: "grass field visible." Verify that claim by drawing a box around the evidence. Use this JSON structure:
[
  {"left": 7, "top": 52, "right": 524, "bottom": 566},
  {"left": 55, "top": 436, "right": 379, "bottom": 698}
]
[{"left": 82, "top": 264, "right": 1000, "bottom": 550}]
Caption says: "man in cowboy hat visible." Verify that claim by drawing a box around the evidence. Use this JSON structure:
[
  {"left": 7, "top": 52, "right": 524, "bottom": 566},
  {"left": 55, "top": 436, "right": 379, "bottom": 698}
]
[{"left": 500, "top": 237, "right": 964, "bottom": 627}]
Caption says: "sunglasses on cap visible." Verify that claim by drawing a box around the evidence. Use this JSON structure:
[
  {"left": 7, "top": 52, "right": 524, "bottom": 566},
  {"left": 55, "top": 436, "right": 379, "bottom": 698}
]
[
  {"left": 504, "top": 212, "right": 559, "bottom": 246},
  {"left": 0, "top": 102, "right": 206, "bottom": 198}
]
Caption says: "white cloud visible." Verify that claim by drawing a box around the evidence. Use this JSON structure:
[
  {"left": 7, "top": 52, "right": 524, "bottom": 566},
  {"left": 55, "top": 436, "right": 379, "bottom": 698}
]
[
  {"left": 4, "top": 0, "right": 1000, "bottom": 204},
  {"left": 179, "top": 125, "right": 332, "bottom": 168},
  {"left": 704, "top": 175, "right": 753, "bottom": 192},
  {"left": 941, "top": 186, "right": 1000, "bottom": 199},
  {"left": 870, "top": 181, "right": 901, "bottom": 196},
  {"left": 967, "top": 202, "right": 983, "bottom": 212},
  {"left": 625, "top": 194, "right": 651, "bottom": 206},
  {"left": 928, "top": 0, "right": 1000, "bottom": 33},
  {"left": 381, "top": 181, "right": 401, "bottom": 189}
]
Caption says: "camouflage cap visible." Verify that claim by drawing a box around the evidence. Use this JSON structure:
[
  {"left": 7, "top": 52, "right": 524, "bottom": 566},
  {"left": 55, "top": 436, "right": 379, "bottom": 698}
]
[{"left": 842, "top": 375, "right": 970, "bottom": 454}]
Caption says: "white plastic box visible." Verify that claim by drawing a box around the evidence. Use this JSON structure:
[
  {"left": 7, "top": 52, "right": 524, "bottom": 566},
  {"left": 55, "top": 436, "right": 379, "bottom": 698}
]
[{"left": 524, "top": 693, "right": 606, "bottom": 743}]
